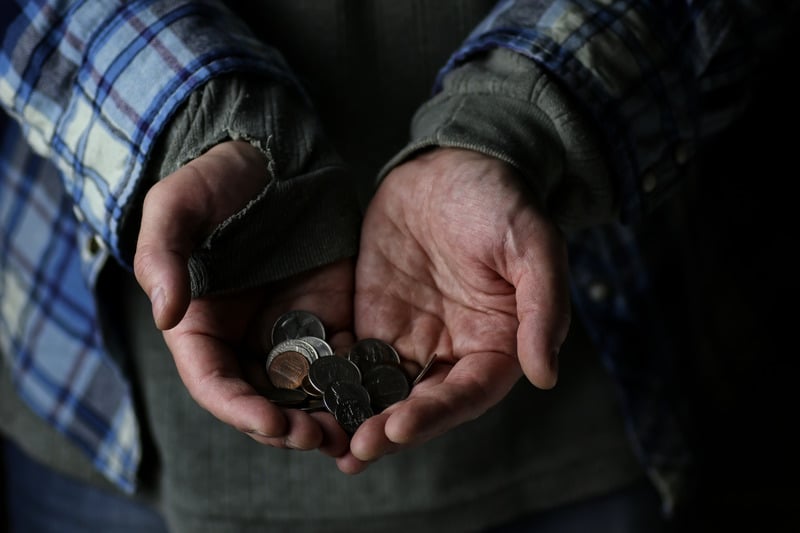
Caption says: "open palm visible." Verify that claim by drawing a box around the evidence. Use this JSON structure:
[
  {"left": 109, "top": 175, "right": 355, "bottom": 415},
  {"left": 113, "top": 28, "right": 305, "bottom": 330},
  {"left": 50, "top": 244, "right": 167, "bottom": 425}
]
[
  {"left": 340, "top": 148, "right": 571, "bottom": 472},
  {"left": 134, "top": 141, "right": 354, "bottom": 456}
]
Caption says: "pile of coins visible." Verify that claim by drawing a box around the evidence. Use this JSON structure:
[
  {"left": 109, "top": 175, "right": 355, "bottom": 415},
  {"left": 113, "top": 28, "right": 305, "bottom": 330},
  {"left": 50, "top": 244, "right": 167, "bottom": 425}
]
[{"left": 261, "top": 310, "right": 432, "bottom": 434}]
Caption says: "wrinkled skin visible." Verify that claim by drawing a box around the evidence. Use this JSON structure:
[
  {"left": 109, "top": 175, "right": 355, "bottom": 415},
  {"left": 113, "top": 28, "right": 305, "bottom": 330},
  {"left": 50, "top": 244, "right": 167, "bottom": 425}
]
[
  {"left": 134, "top": 141, "right": 353, "bottom": 455},
  {"left": 340, "top": 148, "right": 571, "bottom": 473},
  {"left": 133, "top": 142, "right": 570, "bottom": 471}
]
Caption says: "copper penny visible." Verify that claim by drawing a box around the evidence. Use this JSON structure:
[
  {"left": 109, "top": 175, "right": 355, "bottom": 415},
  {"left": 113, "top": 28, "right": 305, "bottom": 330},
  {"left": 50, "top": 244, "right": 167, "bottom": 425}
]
[{"left": 267, "top": 351, "right": 310, "bottom": 390}]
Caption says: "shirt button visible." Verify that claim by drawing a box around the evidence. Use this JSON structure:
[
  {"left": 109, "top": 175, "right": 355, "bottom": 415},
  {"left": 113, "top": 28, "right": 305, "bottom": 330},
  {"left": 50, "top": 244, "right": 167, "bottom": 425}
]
[
  {"left": 641, "top": 172, "right": 657, "bottom": 193},
  {"left": 87, "top": 234, "right": 104, "bottom": 256},
  {"left": 674, "top": 143, "right": 690, "bottom": 165},
  {"left": 588, "top": 281, "right": 610, "bottom": 302}
]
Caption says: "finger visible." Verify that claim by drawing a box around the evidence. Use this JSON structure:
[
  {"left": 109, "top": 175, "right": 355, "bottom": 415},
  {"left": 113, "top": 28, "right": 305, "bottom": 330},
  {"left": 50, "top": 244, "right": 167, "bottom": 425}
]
[
  {"left": 173, "top": 336, "right": 331, "bottom": 450},
  {"left": 134, "top": 174, "right": 208, "bottom": 330},
  {"left": 357, "top": 354, "right": 521, "bottom": 451},
  {"left": 165, "top": 328, "right": 294, "bottom": 440},
  {"left": 244, "top": 408, "right": 324, "bottom": 450},
  {"left": 510, "top": 236, "right": 570, "bottom": 390},
  {"left": 335, "top": 409, "right": 402, "bottom": 473},
  {"left": 134, "top": 141, "right": 268, "bottom": 330},
  {"left": 346, "top": 411, "right": 398, "bottom": 463},
  {"left": 335, "top": 453, "right": 372, "bottom": 475},
  {"left": 310, "top": 410, "right": 351, "bottom": 457}
]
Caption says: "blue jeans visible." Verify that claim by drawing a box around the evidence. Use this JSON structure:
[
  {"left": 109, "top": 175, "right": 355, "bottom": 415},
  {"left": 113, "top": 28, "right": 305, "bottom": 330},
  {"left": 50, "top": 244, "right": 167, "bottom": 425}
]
[
  {"left": 3, "top": 436, "right": 674, "bottom": 533},
  {"left": 2, "top": 438, "right": 169, "bottom": 533}
]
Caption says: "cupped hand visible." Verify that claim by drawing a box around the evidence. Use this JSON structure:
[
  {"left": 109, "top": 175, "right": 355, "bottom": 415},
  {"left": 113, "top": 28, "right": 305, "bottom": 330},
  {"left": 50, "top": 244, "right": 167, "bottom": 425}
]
[
  {"left": 134, "top": 140, "right": 353, "bottom": 455},
  {"left": 339, "top": 148, "right": 571, "bottom": 473}
]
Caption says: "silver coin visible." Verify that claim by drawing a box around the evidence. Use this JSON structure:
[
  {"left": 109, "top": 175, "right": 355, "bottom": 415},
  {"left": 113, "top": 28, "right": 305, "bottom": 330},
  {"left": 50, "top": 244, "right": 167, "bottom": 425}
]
[
  {"left": 363, "top": 364, "right": 410, "bottom": 411},
  {"left": 309, "top": 356, "right": 361, "bottom": 395},
  {"left": 301, "top": 375, "right": 323, "bottom": 398},
  {"left": 323, "top": 380, "right": 371, "bottom": 414},
  {"left": 262, "top": 387, "right": 308, "bottom": 407},
  {"left": 301, "top": 336, "right": 334, "bottom": 358},
  {"left": 348, "top": 338, "right": 400, "bottom": 374},
  {"left": 413, "top": 352, "right": 438, "bottom": 386},
  {"left": 266, "top": 338, "right": 319, "bottom": 370},
  {"left": 271, "top": 310, "right": 326, "bottom": 345},
  {"left": 335, "top": 397, "right": 373, "bottom": 435}
]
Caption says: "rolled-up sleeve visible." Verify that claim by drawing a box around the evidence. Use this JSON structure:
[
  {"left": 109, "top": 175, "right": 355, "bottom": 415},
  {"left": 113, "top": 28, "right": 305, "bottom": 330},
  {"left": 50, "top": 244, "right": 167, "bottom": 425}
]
[
  {"left": 395, "top": 0, "right": 797, "bottom": 227},
  {"left": 0, "top": 0, "right": 303, "bottom": 264}
]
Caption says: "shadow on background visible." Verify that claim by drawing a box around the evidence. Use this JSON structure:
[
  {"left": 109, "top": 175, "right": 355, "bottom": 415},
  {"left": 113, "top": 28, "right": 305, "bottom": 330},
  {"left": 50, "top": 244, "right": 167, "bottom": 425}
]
[{"left": 676, "top": 38, "right": 800, "bottom": 532}]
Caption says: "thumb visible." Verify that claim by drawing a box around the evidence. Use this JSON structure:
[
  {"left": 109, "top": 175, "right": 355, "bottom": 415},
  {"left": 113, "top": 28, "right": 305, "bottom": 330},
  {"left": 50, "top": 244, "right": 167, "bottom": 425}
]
[
  {"left": 509, "top": 229, "right": 571, "bottom": 390},
  {"left": 133, "top": 174, "right": 200, "bottom": 330},
  {"left": 133, "top": 141, "right": 268, "bottom": 329}
]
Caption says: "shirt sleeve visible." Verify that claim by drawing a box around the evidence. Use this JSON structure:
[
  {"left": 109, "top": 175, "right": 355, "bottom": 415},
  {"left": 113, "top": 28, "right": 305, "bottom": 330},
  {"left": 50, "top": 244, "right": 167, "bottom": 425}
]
[
  {"left": 386, "top": 0, "right": 798, "bottom": 228},
  {"left": 0, "top": 0, "right": 358, "bottom": 285},
  {"left": 139, "top": 74, "right": 360, "bottom": 297}
]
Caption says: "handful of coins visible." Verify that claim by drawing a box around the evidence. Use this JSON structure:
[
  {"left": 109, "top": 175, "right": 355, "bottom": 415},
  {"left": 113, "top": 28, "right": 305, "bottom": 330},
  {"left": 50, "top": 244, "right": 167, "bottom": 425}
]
[{"left": 261, "top": 310, "right": 433, "bottom": 434}]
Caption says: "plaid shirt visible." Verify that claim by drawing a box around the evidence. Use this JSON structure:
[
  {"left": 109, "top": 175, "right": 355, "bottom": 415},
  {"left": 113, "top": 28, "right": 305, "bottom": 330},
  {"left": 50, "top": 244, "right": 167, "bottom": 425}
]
[
  {"left": 0, "top": 0, "right": 791, "bottom": 505},
  {"left": 0, "top": 0, "right": 300, "bottom": 493}
]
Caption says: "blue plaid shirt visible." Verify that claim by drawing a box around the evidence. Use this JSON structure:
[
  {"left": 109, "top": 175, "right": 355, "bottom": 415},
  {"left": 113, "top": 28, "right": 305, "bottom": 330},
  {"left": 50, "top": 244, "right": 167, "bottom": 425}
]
[
  {"left": 0, "top": 0, "right": 300, "bottom": 493},
  {"left": 0, "top": 0, "right": 791, "bottom": 503}
]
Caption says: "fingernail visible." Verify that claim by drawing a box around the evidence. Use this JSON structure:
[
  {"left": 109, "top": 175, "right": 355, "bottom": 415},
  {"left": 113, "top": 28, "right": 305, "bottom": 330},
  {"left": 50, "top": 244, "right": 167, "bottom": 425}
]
[
  {"left": 244, "top": 428, "right": 271, "bottom": 438},
  {"left": 283, "top": 438, "right": 303, "bottom": 450},
  {"left": 151, "top": 286, "right": 165, "bottom": 323}
]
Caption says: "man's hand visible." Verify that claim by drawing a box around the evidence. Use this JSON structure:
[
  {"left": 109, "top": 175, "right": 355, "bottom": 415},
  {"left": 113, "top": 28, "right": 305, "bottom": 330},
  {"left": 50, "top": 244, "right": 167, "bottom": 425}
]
[
  {"left": 134, "top": 141, "right": 353, "bottom": 455},
  {"left": 339, "top": 148, "right": 571, "bottom": 473}
]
